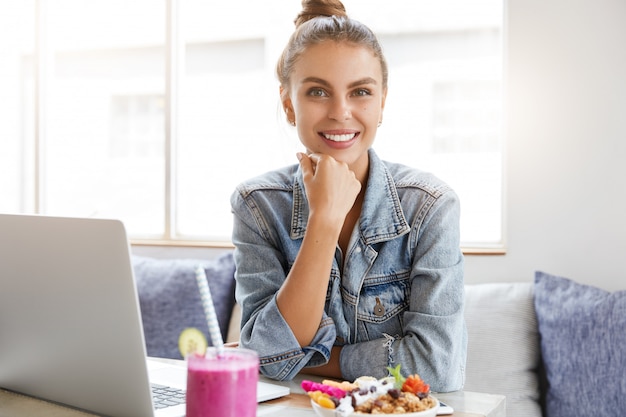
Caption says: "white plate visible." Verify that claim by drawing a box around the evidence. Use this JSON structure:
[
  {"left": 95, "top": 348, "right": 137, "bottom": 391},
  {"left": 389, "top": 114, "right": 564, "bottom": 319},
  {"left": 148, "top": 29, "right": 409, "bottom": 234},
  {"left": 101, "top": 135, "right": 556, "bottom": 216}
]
[{"left": 311, "top": 396, "right": 440, "bottom": 417}]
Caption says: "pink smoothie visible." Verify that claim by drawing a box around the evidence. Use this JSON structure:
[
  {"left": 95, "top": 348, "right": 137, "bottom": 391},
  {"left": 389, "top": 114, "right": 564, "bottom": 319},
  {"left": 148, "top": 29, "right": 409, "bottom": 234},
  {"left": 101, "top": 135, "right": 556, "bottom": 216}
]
[{"left": 186, "top": 348, "right": 259, "bottom": 417}]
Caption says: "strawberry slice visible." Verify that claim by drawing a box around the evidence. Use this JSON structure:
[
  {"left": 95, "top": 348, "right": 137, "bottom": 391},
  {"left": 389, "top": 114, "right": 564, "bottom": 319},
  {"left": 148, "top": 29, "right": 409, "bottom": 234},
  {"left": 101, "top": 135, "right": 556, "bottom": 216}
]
[{"left": 401, "top": 374, "right": 430, "bottom": 394}]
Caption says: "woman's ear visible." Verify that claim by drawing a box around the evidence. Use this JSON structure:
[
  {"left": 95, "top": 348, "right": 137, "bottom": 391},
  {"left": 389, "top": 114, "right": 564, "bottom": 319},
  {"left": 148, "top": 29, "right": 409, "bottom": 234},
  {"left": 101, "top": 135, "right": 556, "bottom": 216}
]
[
  {"left": 378, "top": 88, "right": 388, "bottom": 126},
  {"left": 282, "top": 99, "right": 293, "bottom": 115},
  {"left": 381, "top": 87, "right": 388, "bottom": 112},
  {"left": 280, "top": 87, "right": 295, "bottom": 122}
]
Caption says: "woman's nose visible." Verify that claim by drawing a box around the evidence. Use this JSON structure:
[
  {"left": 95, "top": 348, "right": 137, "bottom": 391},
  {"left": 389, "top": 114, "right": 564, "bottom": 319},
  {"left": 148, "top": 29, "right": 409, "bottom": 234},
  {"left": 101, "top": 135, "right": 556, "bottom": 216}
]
[{"left": 328, "top": 97, "right": 352, "bottom": 121}]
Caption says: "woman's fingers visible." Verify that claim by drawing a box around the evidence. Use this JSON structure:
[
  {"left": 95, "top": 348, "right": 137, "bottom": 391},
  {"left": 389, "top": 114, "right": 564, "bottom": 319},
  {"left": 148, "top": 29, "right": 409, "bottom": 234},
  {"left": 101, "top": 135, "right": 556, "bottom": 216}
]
[
  {"left": 297, "top": 152, "right": 315, "bottom": 176},
  {"left": 297, "top": 152, "right": 361, "bottom": 223}
]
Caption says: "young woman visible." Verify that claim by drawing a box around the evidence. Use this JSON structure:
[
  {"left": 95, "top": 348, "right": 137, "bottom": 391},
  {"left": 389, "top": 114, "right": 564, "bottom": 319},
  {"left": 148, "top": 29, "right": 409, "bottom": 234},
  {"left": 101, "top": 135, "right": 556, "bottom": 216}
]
[{"left": 230, "top": 0, "right": 466, "bottom": 392}]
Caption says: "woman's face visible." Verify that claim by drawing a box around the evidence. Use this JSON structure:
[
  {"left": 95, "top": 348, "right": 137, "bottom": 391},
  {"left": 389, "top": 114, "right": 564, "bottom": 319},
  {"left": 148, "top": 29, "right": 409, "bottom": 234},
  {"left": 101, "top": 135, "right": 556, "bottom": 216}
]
[{"left": 284, "top": 41, "right": 387, "bottom": 180}]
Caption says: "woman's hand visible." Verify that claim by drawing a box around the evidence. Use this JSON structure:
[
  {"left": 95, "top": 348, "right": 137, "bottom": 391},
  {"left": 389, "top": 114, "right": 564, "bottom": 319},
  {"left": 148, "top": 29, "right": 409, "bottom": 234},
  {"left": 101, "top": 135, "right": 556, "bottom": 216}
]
[{"left": 297, "top": 152, "right": 361, "bottom": 227}]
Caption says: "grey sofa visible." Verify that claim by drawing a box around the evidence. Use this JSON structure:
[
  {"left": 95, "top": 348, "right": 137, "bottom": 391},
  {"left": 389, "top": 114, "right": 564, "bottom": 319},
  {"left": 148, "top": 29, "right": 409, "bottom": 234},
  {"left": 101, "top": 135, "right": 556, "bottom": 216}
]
[
  {"left": 132, "top": 252, "right": 236, "bottom": 359},
  {"left": 461, "top": 274, "right": 625, "bottom": 417}
]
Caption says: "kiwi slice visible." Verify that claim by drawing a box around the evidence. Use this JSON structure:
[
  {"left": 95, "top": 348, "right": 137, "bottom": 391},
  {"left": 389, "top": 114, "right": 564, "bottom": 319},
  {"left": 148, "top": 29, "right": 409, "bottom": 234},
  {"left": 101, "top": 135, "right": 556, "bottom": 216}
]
[{"left": 178, "top": 327, "right": 208, "bottom": 358}]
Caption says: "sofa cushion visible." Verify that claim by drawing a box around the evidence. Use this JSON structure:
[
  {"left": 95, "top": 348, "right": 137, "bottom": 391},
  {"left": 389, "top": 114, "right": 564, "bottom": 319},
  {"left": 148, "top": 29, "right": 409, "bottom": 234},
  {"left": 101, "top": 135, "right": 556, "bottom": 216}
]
[
  {"left": 534, "top": 271, "right": 626, "bottom": 417},
  {"left": 133, "top": 252, "right": 236, "bottom": 359},
  {"left": 463, "top": 282, "right": 542, "bottom": 417}
]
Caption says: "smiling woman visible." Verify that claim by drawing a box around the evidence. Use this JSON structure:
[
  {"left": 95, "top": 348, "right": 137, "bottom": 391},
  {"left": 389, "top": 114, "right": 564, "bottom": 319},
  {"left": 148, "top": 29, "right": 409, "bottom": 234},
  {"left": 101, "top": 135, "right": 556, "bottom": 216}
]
[
  {"left": 230, "top": 0, "right": 467, "bottom": 392},
  {"left": 0, "top": 0, "right": 502, "bottom": 249}
]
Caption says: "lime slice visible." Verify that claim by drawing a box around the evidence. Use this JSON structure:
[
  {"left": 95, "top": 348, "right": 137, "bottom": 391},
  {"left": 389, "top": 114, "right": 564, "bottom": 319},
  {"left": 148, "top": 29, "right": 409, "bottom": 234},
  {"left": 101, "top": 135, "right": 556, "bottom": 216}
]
[{"left": 178, "top": 327, "right": 208, "bottom": 358}]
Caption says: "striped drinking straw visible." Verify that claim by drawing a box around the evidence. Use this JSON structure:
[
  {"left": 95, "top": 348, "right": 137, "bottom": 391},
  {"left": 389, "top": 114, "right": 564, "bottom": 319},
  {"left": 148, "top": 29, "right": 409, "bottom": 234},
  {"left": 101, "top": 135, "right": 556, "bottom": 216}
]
[{"left": 195, "top": 265, "right": 225, "bottom": 357}]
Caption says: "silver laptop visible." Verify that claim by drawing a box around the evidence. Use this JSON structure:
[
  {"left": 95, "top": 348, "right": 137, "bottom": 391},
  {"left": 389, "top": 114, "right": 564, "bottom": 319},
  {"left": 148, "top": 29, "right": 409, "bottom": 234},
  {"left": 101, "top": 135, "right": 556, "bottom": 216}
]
[{"left": 0, "top": 213, "right": 289, "bottom": 417}]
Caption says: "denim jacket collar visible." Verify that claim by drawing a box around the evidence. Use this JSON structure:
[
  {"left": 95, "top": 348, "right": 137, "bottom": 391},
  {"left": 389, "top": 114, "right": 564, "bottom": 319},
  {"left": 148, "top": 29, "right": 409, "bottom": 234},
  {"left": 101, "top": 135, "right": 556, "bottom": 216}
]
[{"left": 290, "top": 149, "right": 410, "bottom": 244}]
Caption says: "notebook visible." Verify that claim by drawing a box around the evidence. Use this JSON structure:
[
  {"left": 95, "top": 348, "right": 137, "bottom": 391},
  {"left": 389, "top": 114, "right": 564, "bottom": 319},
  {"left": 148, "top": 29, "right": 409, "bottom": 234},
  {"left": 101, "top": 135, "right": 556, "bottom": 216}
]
[{"left": 0, "top": 213, "right": 289, "bottom": 417}]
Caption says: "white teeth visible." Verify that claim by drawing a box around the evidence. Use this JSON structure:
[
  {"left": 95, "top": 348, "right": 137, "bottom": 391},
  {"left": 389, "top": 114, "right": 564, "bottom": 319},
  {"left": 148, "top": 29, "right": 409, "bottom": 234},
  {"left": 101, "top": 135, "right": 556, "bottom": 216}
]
[{"left": 324, "top": 133, "right": 356, "bottom": 142}]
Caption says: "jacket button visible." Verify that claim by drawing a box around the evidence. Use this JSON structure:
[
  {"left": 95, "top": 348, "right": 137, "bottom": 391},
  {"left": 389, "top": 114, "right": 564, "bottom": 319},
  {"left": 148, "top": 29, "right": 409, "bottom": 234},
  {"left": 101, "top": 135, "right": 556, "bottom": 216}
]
[{"left": 374, "top": 297, "right": 385, "bottom": 316}]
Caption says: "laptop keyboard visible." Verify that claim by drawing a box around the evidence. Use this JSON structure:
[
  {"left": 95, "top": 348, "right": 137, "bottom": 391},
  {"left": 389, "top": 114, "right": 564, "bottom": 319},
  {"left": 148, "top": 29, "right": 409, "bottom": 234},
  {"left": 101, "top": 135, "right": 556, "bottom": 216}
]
[{"left": 151, "top": 383, "right": 186, "bottom": 409}]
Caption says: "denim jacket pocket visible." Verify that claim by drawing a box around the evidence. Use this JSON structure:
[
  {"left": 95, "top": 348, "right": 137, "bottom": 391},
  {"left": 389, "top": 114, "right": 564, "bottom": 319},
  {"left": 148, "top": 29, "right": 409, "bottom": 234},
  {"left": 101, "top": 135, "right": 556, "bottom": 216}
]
[{"left": 356, "top": 271, "right": 410, "bottom": 341}]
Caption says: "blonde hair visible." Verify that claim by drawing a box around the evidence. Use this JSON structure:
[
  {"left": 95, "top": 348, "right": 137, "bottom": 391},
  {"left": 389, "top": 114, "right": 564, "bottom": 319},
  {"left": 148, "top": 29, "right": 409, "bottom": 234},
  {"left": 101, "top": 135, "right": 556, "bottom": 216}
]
[{"left": 277, "top": 0, "right": 388, "bottom": 99}]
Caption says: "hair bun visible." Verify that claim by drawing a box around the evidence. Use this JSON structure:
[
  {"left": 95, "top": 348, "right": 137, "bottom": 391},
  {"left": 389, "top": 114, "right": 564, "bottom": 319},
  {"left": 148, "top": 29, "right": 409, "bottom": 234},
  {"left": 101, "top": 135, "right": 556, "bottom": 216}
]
[{"left": 294, "top": 0, "right": 347, "bottom": 27}]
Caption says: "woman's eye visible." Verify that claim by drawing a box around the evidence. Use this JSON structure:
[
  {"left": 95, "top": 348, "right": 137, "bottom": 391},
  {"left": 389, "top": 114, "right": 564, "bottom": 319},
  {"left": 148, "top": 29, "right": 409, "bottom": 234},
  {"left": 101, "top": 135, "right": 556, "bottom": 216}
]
[
  {"left": 307, "top": 88, "right": 327, "bottom": 97},
  {"left": 353, "top": 88, "right": 372, "bottom": 97}
]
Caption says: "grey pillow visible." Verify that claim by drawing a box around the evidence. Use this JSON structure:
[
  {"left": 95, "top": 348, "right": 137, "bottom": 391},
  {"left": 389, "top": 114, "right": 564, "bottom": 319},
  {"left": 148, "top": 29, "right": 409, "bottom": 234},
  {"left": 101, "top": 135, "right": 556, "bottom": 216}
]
[
  {"left": 133, "top": 252, "right": 236, "bottom": 359},
  {"left": 463, "top": 282, "right": 542, "bottom": 417},
  {"left": 534, "top": 271, "right": 626, "bottom": 417}
]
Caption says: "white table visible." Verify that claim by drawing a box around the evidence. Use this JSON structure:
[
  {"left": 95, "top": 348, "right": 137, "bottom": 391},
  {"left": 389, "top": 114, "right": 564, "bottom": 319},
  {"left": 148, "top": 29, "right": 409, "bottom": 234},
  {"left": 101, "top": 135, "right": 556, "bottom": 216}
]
[{"left": 0, "top": 365, "right": 506, "bottom": 417}]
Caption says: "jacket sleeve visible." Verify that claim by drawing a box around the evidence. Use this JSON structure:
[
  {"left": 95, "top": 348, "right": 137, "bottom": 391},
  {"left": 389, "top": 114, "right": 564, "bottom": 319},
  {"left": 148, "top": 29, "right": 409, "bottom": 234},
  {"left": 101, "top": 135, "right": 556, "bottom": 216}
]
[
  {"left": 340, "top": 189, "right": 467, "bottom": 392},
  {"left": 230, "top": 187, "right": 337, "bottom": 380}
]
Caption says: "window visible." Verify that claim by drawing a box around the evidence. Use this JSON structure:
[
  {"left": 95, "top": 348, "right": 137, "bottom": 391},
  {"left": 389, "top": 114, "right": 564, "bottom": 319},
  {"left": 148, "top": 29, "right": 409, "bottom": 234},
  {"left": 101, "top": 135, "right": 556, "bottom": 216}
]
[
  {"left": 1, "top": 1, "right": 35, "bottom": 213},
  {"left": 1, "top": 0, "right": 503, "bottom": 249}
]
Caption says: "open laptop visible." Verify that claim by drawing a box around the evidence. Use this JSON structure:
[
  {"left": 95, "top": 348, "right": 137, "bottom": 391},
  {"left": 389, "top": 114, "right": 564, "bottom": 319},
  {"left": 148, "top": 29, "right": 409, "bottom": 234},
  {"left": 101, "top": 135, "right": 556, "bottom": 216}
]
[{"left": 0, "top": 213, "right": 289, "bottom": 417}]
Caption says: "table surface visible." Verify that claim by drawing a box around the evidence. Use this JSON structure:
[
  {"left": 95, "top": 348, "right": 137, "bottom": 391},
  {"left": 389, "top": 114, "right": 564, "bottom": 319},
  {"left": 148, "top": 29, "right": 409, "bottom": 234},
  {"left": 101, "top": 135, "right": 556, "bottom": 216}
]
[{"left": 0, "top": 361, "right": 506, "bottom": 417}]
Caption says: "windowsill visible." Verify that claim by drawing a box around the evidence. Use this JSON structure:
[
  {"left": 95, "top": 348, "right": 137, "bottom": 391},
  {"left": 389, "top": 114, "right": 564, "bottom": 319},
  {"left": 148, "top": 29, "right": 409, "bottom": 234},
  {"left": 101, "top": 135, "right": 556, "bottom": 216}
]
[
  {"left": 131, "top": 240, "right": 506, "bottom": 255},
  {"left": 130, "top": 239, "right": 235, "bottom": 249},
  {"left": 461, "top": 246, "right": 506, "bottom": 255}
]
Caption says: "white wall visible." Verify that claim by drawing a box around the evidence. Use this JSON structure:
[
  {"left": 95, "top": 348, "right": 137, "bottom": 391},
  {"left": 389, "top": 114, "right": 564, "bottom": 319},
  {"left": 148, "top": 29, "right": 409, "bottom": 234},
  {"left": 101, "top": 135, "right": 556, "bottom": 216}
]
[{"left": 464, "top": 0, "right": 626, "bottom": 291}]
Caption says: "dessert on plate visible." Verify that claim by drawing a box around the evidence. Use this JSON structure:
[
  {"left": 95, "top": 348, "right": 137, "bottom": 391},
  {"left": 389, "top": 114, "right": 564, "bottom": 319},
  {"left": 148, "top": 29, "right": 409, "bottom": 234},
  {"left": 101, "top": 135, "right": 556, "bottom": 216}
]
[{"left": 302, "top": 365, "right": 439, "bottom": 416}]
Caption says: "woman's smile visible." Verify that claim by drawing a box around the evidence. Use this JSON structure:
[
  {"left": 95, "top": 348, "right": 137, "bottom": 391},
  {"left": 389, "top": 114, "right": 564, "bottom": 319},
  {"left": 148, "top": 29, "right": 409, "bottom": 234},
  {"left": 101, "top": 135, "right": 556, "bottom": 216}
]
[
  {"left": 322, "top": 132, "right": 357, "bottom": 142},
  {"left": 320, "top": 130, "right": 360, "bottom": 148}
]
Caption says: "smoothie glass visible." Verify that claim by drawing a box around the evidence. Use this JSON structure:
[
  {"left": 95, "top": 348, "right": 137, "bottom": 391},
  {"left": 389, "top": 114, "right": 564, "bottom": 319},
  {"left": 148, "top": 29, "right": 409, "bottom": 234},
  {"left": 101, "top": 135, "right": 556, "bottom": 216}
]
[{"left": 186, "top": 347, "right": 259, "bottom": 417}]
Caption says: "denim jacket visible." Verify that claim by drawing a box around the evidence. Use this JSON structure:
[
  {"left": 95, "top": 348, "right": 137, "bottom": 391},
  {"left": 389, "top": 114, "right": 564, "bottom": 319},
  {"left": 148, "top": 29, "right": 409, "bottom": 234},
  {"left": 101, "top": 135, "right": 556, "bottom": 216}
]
[{"left": 230, "top": 149, "right": 466, "bottom": 392}]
